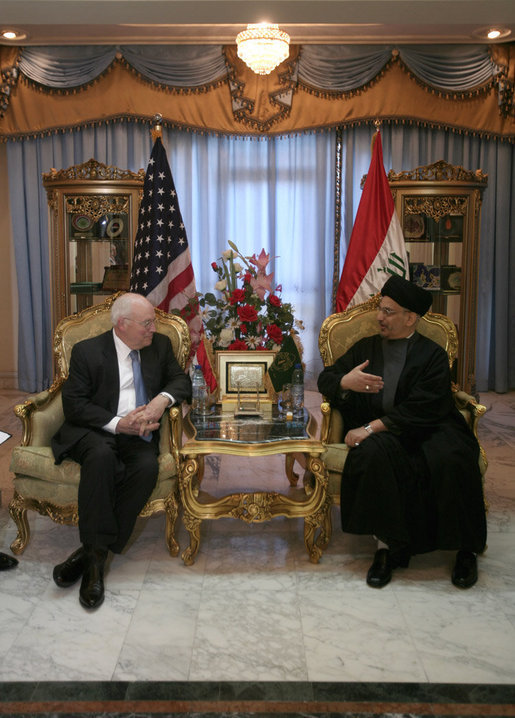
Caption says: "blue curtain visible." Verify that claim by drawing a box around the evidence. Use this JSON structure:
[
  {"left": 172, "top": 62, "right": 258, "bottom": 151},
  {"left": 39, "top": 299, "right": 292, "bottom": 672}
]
[{"left": 7, "top": 122, "right": 514, "bottom": 393}]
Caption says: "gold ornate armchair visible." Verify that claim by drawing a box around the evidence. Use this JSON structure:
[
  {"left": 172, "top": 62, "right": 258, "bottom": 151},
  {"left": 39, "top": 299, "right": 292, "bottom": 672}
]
[
  {"left": 8, "top": 293, "right": 191, "bottom": 556},
  {"left": 317, "top": 294, "right": 488, "bottom": 539}
]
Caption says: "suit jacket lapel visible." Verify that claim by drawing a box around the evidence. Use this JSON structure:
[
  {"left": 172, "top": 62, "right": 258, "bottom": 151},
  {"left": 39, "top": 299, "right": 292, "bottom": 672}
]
[{"left": 102, "top": 331, "right": 121, "bottom": 414}]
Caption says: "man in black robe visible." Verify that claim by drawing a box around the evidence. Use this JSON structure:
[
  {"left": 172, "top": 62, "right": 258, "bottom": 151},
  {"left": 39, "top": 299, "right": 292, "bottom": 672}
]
[{"left": 318, "top": 274, "right": 486, "bottom": 589}]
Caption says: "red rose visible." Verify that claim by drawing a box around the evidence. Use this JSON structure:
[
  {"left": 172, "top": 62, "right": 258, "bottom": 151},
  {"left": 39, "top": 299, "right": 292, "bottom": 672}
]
[
  {"left": 239, "top": 323, "right": 248, "bottom": 335},
  {"left": 211, "top": 262, "right": 218, "bottom": 271},
  {"left": 228, "top": 339, "right": 247, "bottom": 351},
  {"left": 266, "top": 323, "right": 283, "bottom": 344},
  {"left": 229, "top": 288, "right": 246, "bottom": 305},
  {"left": 237, "top": 304, "right": 258, "bottom": 323},
  {"left": 269, "top": 294, "right": 281, "bottom": 307},
  {"left": 243, "top": 272, "right": 252, "bottom": 284}
]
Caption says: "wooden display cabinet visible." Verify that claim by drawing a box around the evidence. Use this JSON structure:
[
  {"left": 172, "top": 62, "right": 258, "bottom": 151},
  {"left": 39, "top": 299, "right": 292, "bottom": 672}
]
[
  {"left": 43, "top": 159, "right": 144, "bottom": 330},
  {"left": 388, "top": 161, "right": 488, "bottom": 396}
]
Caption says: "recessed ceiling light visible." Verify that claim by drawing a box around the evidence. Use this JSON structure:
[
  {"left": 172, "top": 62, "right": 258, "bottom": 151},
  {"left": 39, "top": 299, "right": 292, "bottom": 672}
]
[
  {"left": 1, "top": 29, "right": 28, "bottom": 42},
  {"left": 472, "top": 26, "right": 511, "bottom": 41}
]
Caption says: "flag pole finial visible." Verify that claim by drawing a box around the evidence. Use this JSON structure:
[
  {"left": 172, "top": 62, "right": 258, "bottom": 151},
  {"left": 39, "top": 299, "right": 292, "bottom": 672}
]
[
  {"left": 151, "top": 113, "right": 163, "bottom": 144},
  {"left": 371, "top": 119, "right": 382, "bottom": 151}
]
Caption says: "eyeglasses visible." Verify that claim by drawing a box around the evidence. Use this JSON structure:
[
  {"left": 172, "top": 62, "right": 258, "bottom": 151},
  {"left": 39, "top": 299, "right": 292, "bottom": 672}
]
[
  {"left": 124, "top": 316, "right": 156, "bottom": 329},
  {"left": 377, "top": 305, "right": 408, "bottom": 317}
]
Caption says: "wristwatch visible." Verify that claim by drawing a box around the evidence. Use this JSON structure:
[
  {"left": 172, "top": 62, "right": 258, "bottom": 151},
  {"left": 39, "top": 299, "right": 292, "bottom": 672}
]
[
  {"left": 159, "top": 392, "right": 173, "bottom": 407},
  {"left": 363, "top": 423, "right": 373, "bottom": 434}
]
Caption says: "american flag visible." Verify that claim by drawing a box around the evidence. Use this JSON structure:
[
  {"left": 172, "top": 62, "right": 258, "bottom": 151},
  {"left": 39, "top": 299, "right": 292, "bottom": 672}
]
[{"left": 130, "top": 136, "right": 202, "bottom": 353}]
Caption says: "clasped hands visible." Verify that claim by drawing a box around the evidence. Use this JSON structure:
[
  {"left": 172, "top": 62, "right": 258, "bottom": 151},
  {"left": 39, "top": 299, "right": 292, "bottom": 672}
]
[{"left": 116, "top": 394, "right": 170, "bottom": 437}]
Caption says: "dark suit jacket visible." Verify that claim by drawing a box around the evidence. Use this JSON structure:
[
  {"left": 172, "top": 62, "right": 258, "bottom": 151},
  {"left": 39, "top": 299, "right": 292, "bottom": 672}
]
[{"left": 52, "top": 329, "right": 191, "bottom": 463}]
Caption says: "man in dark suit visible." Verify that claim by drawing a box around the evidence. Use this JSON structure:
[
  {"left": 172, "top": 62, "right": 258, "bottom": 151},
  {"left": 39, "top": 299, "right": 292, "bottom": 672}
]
[{"left": 51, "top": 293, "right": 191, "bottom": 610}]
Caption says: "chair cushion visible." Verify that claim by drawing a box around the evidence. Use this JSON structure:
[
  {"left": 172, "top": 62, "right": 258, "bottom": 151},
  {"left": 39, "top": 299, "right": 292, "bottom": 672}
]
[{"left": 10, "top": 445, "right": 177, "bottom": 504}]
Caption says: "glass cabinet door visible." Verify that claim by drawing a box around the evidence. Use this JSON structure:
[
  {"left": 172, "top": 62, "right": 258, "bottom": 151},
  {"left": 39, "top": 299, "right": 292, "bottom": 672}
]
[
  {"left": 66, "top": 193, "right": 131, "bottom": 314},
  {"left": 401, "top": 193, "right": 469, "bottom": 330},
  {"left": 43, "top": 160, "right": 144, "bottom": 330},
  {"left": 389, "top": 161, "right": 488, "bottom": 396}
]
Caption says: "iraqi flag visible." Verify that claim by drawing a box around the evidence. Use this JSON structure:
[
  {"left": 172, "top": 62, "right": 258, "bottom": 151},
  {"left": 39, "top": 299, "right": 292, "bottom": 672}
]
[{"left": 335, "top": 130, "right": 408, "bottom": 312}]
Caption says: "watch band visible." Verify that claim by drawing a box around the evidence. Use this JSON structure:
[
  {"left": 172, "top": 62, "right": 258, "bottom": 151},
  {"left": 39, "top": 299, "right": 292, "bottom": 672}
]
[{"left": 364, "top": 423, "right": 373, "bottom": 434}]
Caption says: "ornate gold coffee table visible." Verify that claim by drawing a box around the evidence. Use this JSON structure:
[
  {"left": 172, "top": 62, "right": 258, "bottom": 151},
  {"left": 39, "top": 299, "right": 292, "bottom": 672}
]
[{"left": 178, "top": 405, "right": 330, "bottom": 566}]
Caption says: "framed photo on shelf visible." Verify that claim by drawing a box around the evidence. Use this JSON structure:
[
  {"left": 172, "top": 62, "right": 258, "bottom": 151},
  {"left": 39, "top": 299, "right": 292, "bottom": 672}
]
[
  {"left": 216, "top": 351, "right": 277, "bottom": 402},
  {"left": 410, "top": 263, "right": 440, "bottom": 290},
  {"left": 440, "top": 265, "right": 462, "bottom": 292},
  {"left": 102, "top": 264, "right": 129, "bottom": 291}
]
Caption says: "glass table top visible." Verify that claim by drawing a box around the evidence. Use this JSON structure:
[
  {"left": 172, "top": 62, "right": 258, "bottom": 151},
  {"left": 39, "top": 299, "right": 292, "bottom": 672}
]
[{"left": 187, "top": 404, "right": 311, "bottom": 444}]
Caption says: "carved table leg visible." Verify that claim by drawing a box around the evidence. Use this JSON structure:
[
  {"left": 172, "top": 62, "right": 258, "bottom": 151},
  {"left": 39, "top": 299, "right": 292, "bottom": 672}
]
[
  {"left": 181, "top": 511, "right": 201, "bottom": 566},
  {"left": 285, "top": 454, "right": 299, "bottom": 486},
  {"left": 164, "top": 489, "right": 180, "bottom": 557}
]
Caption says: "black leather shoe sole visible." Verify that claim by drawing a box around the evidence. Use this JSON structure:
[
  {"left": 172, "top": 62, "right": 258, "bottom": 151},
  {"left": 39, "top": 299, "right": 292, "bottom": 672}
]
[
  {"left": 452, "top": 550, "right": 478, "bottom": 589},
  {"left": 53, "top": 546, "right": 87, "bottom": 588},
  {"left": 0, "top": 552, "right": 18, "bottom": 571}
]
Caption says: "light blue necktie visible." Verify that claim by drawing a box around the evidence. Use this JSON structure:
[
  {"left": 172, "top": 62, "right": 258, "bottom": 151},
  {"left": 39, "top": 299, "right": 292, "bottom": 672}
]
[{"left": 129, "top": 349, "right": 152, "bottom": 442}]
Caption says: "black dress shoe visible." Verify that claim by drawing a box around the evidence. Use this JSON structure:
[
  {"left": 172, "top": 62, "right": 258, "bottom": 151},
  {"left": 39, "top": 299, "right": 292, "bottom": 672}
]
[
  {"left": 79, "top": 549, "right": 107, "bottom": 609},
  {"left": 0, "top": 552, "right": 18, "bottom": 571},
  {"left": 53, "top": 546, "right": 88, "bottom": 588},
  {"left": 452, "top": 550, "right": 478, "bottom": 589},
  {"left": 367, "top": 548, "right": 394, "bottom": 588}
]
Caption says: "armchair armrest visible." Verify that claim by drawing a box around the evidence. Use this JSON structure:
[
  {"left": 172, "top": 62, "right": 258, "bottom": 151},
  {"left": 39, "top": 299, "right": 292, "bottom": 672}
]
[
  {"left": 167, "top": 404, "right": 185, "bottom": 466},
  {"left": 320, "top": 400, "right": 345, "bottom": 445},
  {"left": 452, "top": 388, "right": 486, "bottom": 438},
  {"left": 14, "top": 379, "right": 65, "bottom": 446}
]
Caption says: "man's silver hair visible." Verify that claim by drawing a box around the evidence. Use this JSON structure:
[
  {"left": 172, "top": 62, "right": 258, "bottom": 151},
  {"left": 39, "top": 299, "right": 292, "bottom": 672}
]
[{"left": 111, "top": 293, "right": 148, "bottom": 326}]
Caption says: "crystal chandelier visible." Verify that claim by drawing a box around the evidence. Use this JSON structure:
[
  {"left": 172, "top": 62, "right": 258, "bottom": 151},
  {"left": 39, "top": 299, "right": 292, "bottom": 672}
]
[{"left": 236, "top": 23, "right": 290, "bottom": 75}]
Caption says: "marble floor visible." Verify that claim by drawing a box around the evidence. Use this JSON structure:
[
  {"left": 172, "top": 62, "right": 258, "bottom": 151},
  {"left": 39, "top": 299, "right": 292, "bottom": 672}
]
[{"left": 0, "top": 388, "right": 514, "bottom": 714}]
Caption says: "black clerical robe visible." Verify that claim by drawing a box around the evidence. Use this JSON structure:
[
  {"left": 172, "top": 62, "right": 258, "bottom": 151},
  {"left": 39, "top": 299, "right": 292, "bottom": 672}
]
[{"left": 317, "top": 333, "right": 487, "bottom": 555}]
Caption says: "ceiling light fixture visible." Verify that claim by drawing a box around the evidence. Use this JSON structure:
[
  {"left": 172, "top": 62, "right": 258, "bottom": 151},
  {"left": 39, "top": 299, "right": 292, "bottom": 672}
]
[
  {"left": 1, "top": 28, "right": 28, "bottom": 42},
  {"left": 236, "top": 23, "right": 290, "bottom": 76},
  {"left": 472, "top": 26, "right": 511, "bottom": 41}
]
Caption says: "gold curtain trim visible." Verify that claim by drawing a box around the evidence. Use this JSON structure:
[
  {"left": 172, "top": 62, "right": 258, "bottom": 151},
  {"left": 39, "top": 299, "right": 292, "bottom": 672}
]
[{"left": 1, "top": 50, "right": 513, "bottom": 143}]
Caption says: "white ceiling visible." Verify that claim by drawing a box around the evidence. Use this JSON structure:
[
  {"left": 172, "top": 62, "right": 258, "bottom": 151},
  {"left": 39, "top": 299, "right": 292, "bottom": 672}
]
[{"left": 0, "top": 0, "right": 514, "bottom": 46}]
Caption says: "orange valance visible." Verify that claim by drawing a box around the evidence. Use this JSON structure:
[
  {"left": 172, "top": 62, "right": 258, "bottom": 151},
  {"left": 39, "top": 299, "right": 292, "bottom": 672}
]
[{"left": 1, "top": 44, "right": 513, "bottom": 141}]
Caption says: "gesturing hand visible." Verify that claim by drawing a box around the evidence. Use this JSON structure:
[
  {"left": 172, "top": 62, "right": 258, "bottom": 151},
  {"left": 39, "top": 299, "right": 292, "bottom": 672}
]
[{"left": 340, "top": 359, "right": 384, "bottom": 394}]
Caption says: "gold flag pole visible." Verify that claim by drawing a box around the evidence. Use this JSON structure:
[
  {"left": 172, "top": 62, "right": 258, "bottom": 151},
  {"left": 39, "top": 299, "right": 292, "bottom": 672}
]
[
  {"left": 371, "top": 118, "right": 382, "bottom": 151},
  {"left": 151, "top": 113, "right": 163, "bottom": 143}
]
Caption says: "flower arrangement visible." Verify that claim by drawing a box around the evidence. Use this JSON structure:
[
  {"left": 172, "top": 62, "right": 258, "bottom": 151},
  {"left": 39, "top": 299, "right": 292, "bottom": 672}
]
[{"left": 198, "top": 241, "right": 303, "bottom": 351}]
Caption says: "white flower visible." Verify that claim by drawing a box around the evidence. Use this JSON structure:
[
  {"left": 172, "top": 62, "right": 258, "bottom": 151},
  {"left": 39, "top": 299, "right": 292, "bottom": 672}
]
[
  {"left": 218, "top": 327, "right": 234, "bottom": 347},
  {"left": 245, "top": 335, "right": 261, "bottom": 348},
  {"left": 214, "top": 279, "right": 227, "bottom": 291},
  {"left": 222, "top": 249, "right": 235, "bottom": 261},
  {"left": 227, "top": 317, "right": 240, "bottom": 330},
  {"left": 232, "top": 262, "right": 243, "bottom": 273},
  {"left": 295, "top": 319, "right": 305, "bottom": 331}
]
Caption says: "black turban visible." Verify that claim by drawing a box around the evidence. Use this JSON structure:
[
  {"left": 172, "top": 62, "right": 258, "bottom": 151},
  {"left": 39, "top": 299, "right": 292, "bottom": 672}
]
[{"left": 381, "top": 274, "right": 432, "bottom": 316}]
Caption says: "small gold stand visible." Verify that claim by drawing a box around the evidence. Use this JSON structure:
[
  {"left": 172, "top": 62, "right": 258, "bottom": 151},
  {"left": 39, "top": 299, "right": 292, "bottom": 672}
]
[{"left": 234, "top": 382, "right": 263, "bottom": 417}]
